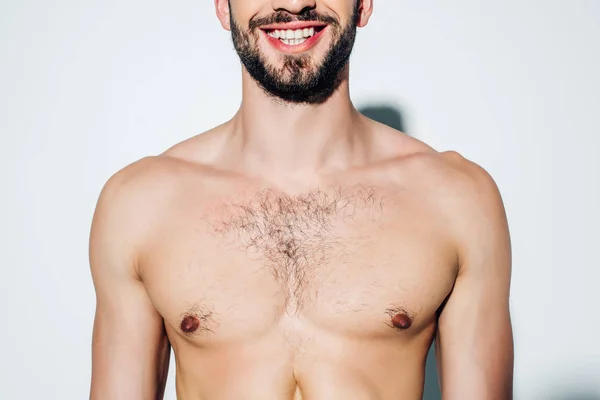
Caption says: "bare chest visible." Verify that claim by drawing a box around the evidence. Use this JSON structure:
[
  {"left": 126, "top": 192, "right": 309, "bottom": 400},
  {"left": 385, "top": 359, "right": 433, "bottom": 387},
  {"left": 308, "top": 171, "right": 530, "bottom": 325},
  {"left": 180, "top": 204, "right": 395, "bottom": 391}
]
[{"left": 140, "top": 186, "right": 457, "bottom": 344}]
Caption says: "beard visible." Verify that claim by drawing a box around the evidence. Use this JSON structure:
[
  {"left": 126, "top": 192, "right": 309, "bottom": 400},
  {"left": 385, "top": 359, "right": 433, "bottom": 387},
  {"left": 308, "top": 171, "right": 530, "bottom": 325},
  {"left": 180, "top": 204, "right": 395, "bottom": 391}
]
[{"left": 229, "top": 3, "right": 360, "bottom": 105}]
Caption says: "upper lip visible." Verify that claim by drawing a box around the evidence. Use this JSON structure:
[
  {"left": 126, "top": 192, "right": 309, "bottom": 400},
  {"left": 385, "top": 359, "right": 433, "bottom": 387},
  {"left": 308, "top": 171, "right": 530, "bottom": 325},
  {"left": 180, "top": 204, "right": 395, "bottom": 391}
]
[{"left": 260, "top": 21, "right": 327, "bottom": 31}]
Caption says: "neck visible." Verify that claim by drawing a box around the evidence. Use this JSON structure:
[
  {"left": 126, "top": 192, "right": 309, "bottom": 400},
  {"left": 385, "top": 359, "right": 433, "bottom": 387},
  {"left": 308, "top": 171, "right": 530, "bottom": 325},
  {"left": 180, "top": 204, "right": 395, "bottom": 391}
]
[{"left": 224, "top": 67, "right": 367, "bottom": 181}]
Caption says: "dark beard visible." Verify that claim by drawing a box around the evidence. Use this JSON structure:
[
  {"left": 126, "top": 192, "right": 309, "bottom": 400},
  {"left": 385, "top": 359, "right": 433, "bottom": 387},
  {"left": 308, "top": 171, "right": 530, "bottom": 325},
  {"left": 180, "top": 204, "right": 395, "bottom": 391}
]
[{"left": 230, "top": 4, "right": 360, "bottom": 105}]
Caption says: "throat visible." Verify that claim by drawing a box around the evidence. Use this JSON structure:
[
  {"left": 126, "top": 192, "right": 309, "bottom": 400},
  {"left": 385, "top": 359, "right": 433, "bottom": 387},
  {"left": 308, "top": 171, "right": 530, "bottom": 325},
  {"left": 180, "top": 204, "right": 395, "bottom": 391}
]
[{"left": 230, "top": 109, "right": 363, "bottom": 176}]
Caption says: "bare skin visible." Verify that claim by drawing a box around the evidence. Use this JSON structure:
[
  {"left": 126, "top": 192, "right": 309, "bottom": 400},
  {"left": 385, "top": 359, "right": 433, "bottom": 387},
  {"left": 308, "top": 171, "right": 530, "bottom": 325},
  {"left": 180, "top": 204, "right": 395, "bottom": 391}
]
[{"left": 90, "top": 1, "right": 513, "bottom": 399}]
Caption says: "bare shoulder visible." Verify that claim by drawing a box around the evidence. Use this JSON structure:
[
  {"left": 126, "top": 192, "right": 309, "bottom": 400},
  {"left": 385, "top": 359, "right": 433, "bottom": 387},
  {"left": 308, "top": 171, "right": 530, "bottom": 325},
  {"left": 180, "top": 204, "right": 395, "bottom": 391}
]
[
  {"left": 404, "top": 150, "right": 504, "bottom": 206},
  {"left": 94, "top": 156, "right": 189, "bottom": 218},
  {"left": 399, "top": 149, "right": 508, "bottom": 236},
  {"left": 401, "top": 150, "right": 510, "bottom": 273},
  {"left": 440, "top": 150, "right": 506, "bottom": 214},
  {"left": 93, "top": 122, "right": 233, "bottom": 237},
  {"left": 90, "top": 156, "right": 200, "bottom": 273},
  {"left": 366, "top": 117, "right": 504, "bottom": 209},
  {"left": 407, "top": 150, "right": 510, "bottom": 263}
]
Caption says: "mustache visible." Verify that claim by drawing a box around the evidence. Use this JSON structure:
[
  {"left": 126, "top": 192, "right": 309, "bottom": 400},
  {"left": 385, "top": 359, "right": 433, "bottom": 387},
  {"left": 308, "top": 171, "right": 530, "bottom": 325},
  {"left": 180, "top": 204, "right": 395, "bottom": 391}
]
[{"left": 249, "top": 10, "right": 339, "bottom": 30}]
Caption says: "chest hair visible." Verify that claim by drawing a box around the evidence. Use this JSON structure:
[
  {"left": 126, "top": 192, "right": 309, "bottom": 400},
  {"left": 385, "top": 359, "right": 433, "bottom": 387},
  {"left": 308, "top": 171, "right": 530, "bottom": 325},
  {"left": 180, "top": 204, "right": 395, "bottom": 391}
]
[{"left": 210, "top": 186, "right": 385, "bottom": 304}]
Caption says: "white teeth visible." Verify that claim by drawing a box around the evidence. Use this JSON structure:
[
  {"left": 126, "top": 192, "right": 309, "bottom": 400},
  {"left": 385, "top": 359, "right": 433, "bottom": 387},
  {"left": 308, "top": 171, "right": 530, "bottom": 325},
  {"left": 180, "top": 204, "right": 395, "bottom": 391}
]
[
  {"left": 279, "top": 37, "right": 307, "bottom": 45},
  {"left": 268, "top": 27, "right": 318, "bottom": 43},
  {"left": 266, "top": 27, "right": 320, "bottom": 46}
]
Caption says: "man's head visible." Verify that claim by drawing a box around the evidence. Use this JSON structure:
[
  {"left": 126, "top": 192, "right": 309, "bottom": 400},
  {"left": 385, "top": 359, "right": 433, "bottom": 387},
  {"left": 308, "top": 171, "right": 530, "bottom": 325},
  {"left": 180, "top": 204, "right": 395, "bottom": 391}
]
[{"left": 215, "top": 0, "right": 373, "bottom": 104}]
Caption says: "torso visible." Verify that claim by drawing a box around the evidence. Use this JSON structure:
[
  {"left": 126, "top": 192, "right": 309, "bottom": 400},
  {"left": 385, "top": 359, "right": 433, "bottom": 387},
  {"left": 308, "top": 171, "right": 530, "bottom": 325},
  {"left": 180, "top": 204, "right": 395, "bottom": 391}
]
[{"left": 135, "top": 140, "right": 461, "bottom": 399}]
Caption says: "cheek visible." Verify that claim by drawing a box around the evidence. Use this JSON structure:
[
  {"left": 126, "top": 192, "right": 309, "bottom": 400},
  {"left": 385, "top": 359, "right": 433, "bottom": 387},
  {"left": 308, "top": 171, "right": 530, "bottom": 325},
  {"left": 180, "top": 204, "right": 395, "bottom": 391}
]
[
  {"left": 230, "top": 0, "right": 272, "bottom": 26},
  {"left": 320, "top": 0, "right": 358, "bottom": 22}
]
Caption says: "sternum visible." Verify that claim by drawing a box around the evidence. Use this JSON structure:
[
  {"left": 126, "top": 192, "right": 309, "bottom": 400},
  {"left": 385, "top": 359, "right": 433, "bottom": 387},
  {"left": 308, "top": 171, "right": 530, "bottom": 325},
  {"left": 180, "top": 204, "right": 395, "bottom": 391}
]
[{"left": 293, "top": 385, "right": 303, "bottom": 400}]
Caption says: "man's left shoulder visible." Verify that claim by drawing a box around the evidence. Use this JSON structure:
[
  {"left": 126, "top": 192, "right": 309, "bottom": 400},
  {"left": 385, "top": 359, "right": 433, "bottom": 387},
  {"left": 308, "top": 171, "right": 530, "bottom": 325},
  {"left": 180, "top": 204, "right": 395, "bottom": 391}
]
[
  {"left": 413, "top": 150, "right": 499, "bottom": 189},
  {"left": 406, "top": 150, "right": 506, "bottom": 213}
]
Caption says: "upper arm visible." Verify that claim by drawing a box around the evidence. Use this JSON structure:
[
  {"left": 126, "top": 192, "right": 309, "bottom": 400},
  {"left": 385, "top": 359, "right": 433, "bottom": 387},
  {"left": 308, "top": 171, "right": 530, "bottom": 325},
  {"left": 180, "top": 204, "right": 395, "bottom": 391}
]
[
  {"left": 90, "top": 161, "right": 171, "bottom": 400},
  {"left": 436, "top": 154, "right": 514, "bottom": 400}
]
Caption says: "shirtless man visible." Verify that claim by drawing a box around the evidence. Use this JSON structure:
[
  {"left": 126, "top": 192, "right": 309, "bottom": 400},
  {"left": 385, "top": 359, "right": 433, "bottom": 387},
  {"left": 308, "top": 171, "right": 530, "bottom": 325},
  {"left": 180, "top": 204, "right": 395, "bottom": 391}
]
[{"left": 89, "top": 0, "right": 514, "bottom": 399}]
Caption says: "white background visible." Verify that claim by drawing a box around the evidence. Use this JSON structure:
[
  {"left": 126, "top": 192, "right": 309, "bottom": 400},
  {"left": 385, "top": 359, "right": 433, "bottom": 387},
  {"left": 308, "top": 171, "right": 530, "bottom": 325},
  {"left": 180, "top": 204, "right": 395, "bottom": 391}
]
[{"left": 1, "top": 1, "right": 599, "bottom": 399}]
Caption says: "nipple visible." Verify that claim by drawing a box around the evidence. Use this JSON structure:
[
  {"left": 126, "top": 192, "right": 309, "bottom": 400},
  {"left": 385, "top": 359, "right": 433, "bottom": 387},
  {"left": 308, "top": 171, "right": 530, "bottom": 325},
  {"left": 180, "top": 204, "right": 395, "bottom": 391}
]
[
  {"left": 391, "top": 313, "right": 412, "bottom": 330},
  {"left": 180, "top": 315, "right": 201, "bottom": 334}
]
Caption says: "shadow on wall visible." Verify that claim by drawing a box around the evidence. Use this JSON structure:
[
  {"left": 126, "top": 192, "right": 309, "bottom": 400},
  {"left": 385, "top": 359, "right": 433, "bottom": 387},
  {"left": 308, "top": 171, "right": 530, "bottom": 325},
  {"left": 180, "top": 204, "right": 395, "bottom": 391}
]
[
  {"left": 358, "top": 104, "right": 441, "bottom": 400},
  {"left": 358, "top": 104, "right": 406, "bottom": 134}
]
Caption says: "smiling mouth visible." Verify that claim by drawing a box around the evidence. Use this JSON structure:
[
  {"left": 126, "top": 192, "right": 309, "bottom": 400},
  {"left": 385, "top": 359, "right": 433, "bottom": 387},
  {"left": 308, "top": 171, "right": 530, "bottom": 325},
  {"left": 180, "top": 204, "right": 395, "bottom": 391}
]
[{"left": 263, "top": 26, "right": 327, "bottom": 46}]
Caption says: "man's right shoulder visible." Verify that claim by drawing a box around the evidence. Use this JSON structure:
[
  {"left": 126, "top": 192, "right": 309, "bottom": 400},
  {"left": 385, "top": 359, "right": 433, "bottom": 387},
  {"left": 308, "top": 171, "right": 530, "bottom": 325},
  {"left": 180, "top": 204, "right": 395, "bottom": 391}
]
[
  {"left": 98, "top": 156, "right": 182, "bottom": 207},
  {"left": 92, "top": 155, "right": 196, "bottom": 236},
  {"left": 90, "top": 156, "right": 197, "bottom": 274}
]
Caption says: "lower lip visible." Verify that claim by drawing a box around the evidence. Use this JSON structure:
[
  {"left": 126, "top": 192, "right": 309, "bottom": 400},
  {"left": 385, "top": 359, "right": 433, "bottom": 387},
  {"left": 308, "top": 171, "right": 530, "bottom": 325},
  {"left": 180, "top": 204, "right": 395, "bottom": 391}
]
[{"left": 262, "top": 27, "right": 327, "bottom": 54}]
